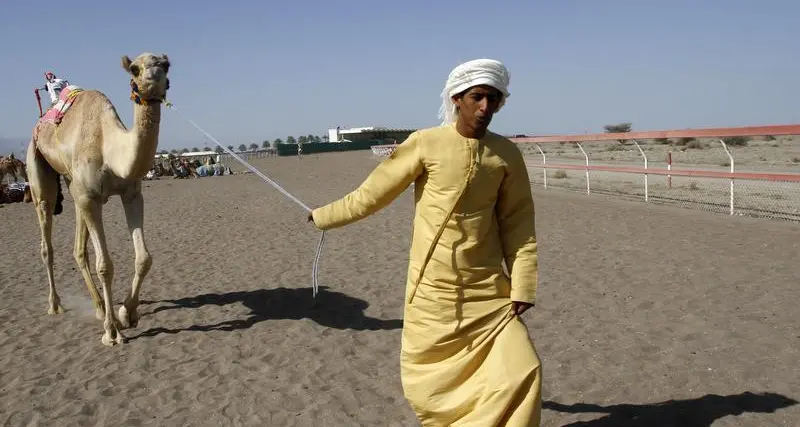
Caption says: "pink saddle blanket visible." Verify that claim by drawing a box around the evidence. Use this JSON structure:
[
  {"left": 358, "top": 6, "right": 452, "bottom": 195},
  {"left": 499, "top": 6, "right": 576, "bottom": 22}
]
[{"left": 40, "top": 85, "right": 84, "bottom": 124}]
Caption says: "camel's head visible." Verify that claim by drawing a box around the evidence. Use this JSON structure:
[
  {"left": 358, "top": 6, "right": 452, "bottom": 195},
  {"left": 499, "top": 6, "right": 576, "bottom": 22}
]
[{"left": 122, "top": 52, "right": 170, "bottom": 104}]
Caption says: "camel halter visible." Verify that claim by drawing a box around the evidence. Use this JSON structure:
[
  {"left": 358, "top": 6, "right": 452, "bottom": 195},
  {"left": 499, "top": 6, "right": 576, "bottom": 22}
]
[
  {"left": 164, "top": 102, "right": 326, "bottom": 298},
  {"left": 129, "top": 79, "right": 166, "bottom": 105}
]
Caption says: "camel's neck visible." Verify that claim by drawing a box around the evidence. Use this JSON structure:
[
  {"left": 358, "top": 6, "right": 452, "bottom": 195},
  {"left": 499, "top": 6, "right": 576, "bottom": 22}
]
[
  {"left": 113, "top": 101, "right": 162, "bottom": 180},
  {"left": 132, "top": 101, "right": 161, "bottom": 150}
]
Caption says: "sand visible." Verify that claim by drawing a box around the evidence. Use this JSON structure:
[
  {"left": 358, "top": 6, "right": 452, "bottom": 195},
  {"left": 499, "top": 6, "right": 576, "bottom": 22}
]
[{"left": 1, "top": 149, "right": 798, "bottom": 426}]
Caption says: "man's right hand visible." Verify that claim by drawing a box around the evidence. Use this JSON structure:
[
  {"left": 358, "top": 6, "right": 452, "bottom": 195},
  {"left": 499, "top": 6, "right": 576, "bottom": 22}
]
[{"left": 511, "top": 301, "right": 534, "bottom": 316}]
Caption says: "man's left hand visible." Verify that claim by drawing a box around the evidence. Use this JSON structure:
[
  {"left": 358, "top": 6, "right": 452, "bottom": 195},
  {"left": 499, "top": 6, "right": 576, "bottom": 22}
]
[{"left": 511, "top": 301, "right": 534, "bottom": 316}]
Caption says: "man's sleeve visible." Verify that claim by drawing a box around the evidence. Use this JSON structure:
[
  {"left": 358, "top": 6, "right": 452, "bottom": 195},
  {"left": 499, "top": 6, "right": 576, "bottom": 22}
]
[
  {"left": 312, "top": 132, "right": 424, "bottom": 230},
  {"left": 496, "top": 143, "right": 539, "bottom": 304}
]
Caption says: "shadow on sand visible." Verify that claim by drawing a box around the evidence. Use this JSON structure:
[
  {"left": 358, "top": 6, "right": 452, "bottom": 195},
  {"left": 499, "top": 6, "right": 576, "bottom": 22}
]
[
  {"left": 128, "top": 286, "right": 402, "bottom": 341},
  {"left": 544, "top": 391, "right": 797, "bottom": 426}
]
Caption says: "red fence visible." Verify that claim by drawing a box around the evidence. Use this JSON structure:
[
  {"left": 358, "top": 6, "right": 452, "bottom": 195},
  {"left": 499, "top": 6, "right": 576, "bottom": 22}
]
[
  {"left": 509, "top": 124, "right": 800, "bottom": 143},
  {"left": 513, "top": 123, "right": 800, "bottom": 220}
]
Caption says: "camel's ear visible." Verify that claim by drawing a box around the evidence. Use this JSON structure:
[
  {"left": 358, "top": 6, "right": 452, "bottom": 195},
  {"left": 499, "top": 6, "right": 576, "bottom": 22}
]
[
  {"left": 121, "top": 55, "right": 133, "bottom": 73},
  {"left": 160, "top": 54, "right": 171, "bottom": 72}
]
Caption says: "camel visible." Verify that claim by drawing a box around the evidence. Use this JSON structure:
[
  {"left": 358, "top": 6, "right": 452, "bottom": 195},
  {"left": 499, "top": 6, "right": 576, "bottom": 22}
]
[
  {"left": 173, "top": 159, "right": 196, "bottom": 178},
  {"left": 1, "top": 154, "right": 32, "bottom": 202},
  {"left": 26, "top": 52, "right": 170, "bottom": 347},
  {"left": 0, "top": 153, "right": 28, "bottom": 183}
]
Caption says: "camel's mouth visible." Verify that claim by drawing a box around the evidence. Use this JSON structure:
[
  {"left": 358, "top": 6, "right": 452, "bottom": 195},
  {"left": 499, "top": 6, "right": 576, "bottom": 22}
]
[{"left": 130, "top": 78, "right": 169, "bottom": 105}]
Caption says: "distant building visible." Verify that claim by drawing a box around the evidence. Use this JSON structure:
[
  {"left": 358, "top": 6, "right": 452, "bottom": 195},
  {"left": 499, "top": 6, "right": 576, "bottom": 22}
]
[
  {"left": 178, "top": 150, "right": 219, "bottom": 158},
  {"left": 328, "top": 126, "right": 416, "bottom": 144},
  {"left": 155, "top": 150, "right": 219, "bottom": 159}
]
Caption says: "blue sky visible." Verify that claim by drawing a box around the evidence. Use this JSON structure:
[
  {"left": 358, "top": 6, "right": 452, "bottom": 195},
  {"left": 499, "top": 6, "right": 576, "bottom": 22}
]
[{"left": 1, "top": 0, "right": 798, "bottom": 154}]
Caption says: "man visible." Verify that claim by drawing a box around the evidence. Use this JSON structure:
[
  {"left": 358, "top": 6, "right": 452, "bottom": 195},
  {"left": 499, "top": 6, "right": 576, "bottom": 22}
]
[
  {"left": 39, "top": 71, "right": 70, "bottom": 105},
  {"left": 308, "top": 59, "right": 542, "bottom": 426}
]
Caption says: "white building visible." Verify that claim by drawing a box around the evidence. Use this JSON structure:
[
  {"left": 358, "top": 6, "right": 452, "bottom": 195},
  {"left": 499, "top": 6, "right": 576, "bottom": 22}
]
[{"left": 327, "top": 126, "right": 416, "bottom": 144}]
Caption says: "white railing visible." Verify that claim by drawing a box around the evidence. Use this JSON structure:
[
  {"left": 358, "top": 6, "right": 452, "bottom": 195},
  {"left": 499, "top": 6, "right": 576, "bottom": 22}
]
[{"left": 514, "top": 124, "right": 800, "bottom": 221}]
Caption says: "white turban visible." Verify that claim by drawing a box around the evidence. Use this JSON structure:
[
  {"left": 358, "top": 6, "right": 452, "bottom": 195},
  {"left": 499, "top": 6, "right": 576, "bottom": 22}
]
[{"left": 438, "top": 58, "right": 511, "bottom": 126}]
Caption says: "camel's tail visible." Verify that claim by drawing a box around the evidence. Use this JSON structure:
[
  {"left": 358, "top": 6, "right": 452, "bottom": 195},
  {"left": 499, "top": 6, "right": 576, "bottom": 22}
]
[
  {"left": 26, "top": 137, "right": 64, "bottom": 215},
  {"left": 54, "top": 175, "right": 63, "bottom": 215}
]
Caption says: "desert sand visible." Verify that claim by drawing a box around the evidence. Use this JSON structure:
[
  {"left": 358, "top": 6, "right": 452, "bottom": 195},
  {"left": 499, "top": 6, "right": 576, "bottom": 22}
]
[{"left": 1, "top": 149, "right": 798, "bottom": 426}]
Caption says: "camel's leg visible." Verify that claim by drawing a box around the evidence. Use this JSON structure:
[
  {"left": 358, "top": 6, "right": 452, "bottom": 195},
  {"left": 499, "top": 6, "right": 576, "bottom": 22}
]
[
  {"left": 73, "top": 213, "right": 104, "bottom": 320},
  {"left": 76, "top": 197, "right": 124, "bottom": 346},
  {"left": 118, "top": 190, "right": 152, "bottom": 329},
  {"left": 36, "top": 199, "right": 61, "bottom": 314},
  {"left": 25, "top": 144, "right": 62, "bottom": 314}
]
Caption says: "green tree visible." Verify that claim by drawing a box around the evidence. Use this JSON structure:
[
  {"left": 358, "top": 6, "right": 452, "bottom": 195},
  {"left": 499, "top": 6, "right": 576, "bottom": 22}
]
[
  {"left": 274, "top": 138, "right": 283, "bottom": 145},
  {"left": 722, "top": 136, "right": 749, "bottom": 147},
  {"left": 603, "top": 122, "right": 632, "bottom": 133},
  {"left": 286, "top": 136, "right": 296, "bottom": 144},
  {"left": 603, "top": 122, "right": 633, "bottom": 144},
  {"left": 262, "top": 140, "right": 271, "bottom": 149},
  {"left": 249, "top": 143, "right": 259, "bottom": 151},
  {"left": 238, "top": 144, "right": 247, "bottom": 152}
]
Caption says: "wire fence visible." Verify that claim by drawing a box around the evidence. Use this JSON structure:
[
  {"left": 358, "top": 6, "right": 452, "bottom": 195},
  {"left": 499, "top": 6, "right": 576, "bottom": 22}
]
[
  {"left": 523, "top": 135, "right": 800, "bottom": 222},
  {"left": 529, "top": 164, "right": 800, "bottom": 221}
]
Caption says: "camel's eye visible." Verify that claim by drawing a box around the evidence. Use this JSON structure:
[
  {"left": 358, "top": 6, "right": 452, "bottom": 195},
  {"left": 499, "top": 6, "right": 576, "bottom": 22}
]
[{"left": 130, "top": 65, "right": 140, "bottom": 77}]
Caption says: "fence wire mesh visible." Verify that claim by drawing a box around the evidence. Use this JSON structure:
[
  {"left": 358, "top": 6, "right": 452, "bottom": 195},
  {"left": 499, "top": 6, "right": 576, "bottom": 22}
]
[
  {"left": 530, "top": 166, "right": 800, "bottom": 221},
  {"left": 524, "top": 138, "right": 800, "bottom": 222}
]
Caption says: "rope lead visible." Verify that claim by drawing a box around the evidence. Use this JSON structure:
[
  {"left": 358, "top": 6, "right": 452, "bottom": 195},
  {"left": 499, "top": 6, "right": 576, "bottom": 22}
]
[{"left": 165, "top": 103, "right": 325, "bottom": 297}]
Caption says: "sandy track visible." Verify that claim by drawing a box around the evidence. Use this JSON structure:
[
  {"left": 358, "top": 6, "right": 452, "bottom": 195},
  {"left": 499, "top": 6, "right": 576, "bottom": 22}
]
[{"left": 1, "top": 150, "right": 797, "bottom": 426}]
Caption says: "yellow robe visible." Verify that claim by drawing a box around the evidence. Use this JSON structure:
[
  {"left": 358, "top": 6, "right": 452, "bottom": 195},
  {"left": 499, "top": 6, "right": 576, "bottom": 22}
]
[{"left": 311, "top": 123, "right": 542, "bottom": 426}]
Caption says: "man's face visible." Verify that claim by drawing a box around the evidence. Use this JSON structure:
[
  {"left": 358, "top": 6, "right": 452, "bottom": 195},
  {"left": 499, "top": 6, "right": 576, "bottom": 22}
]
[{"left": 453, "top": 85, "right": 503, "bottom": 130}]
